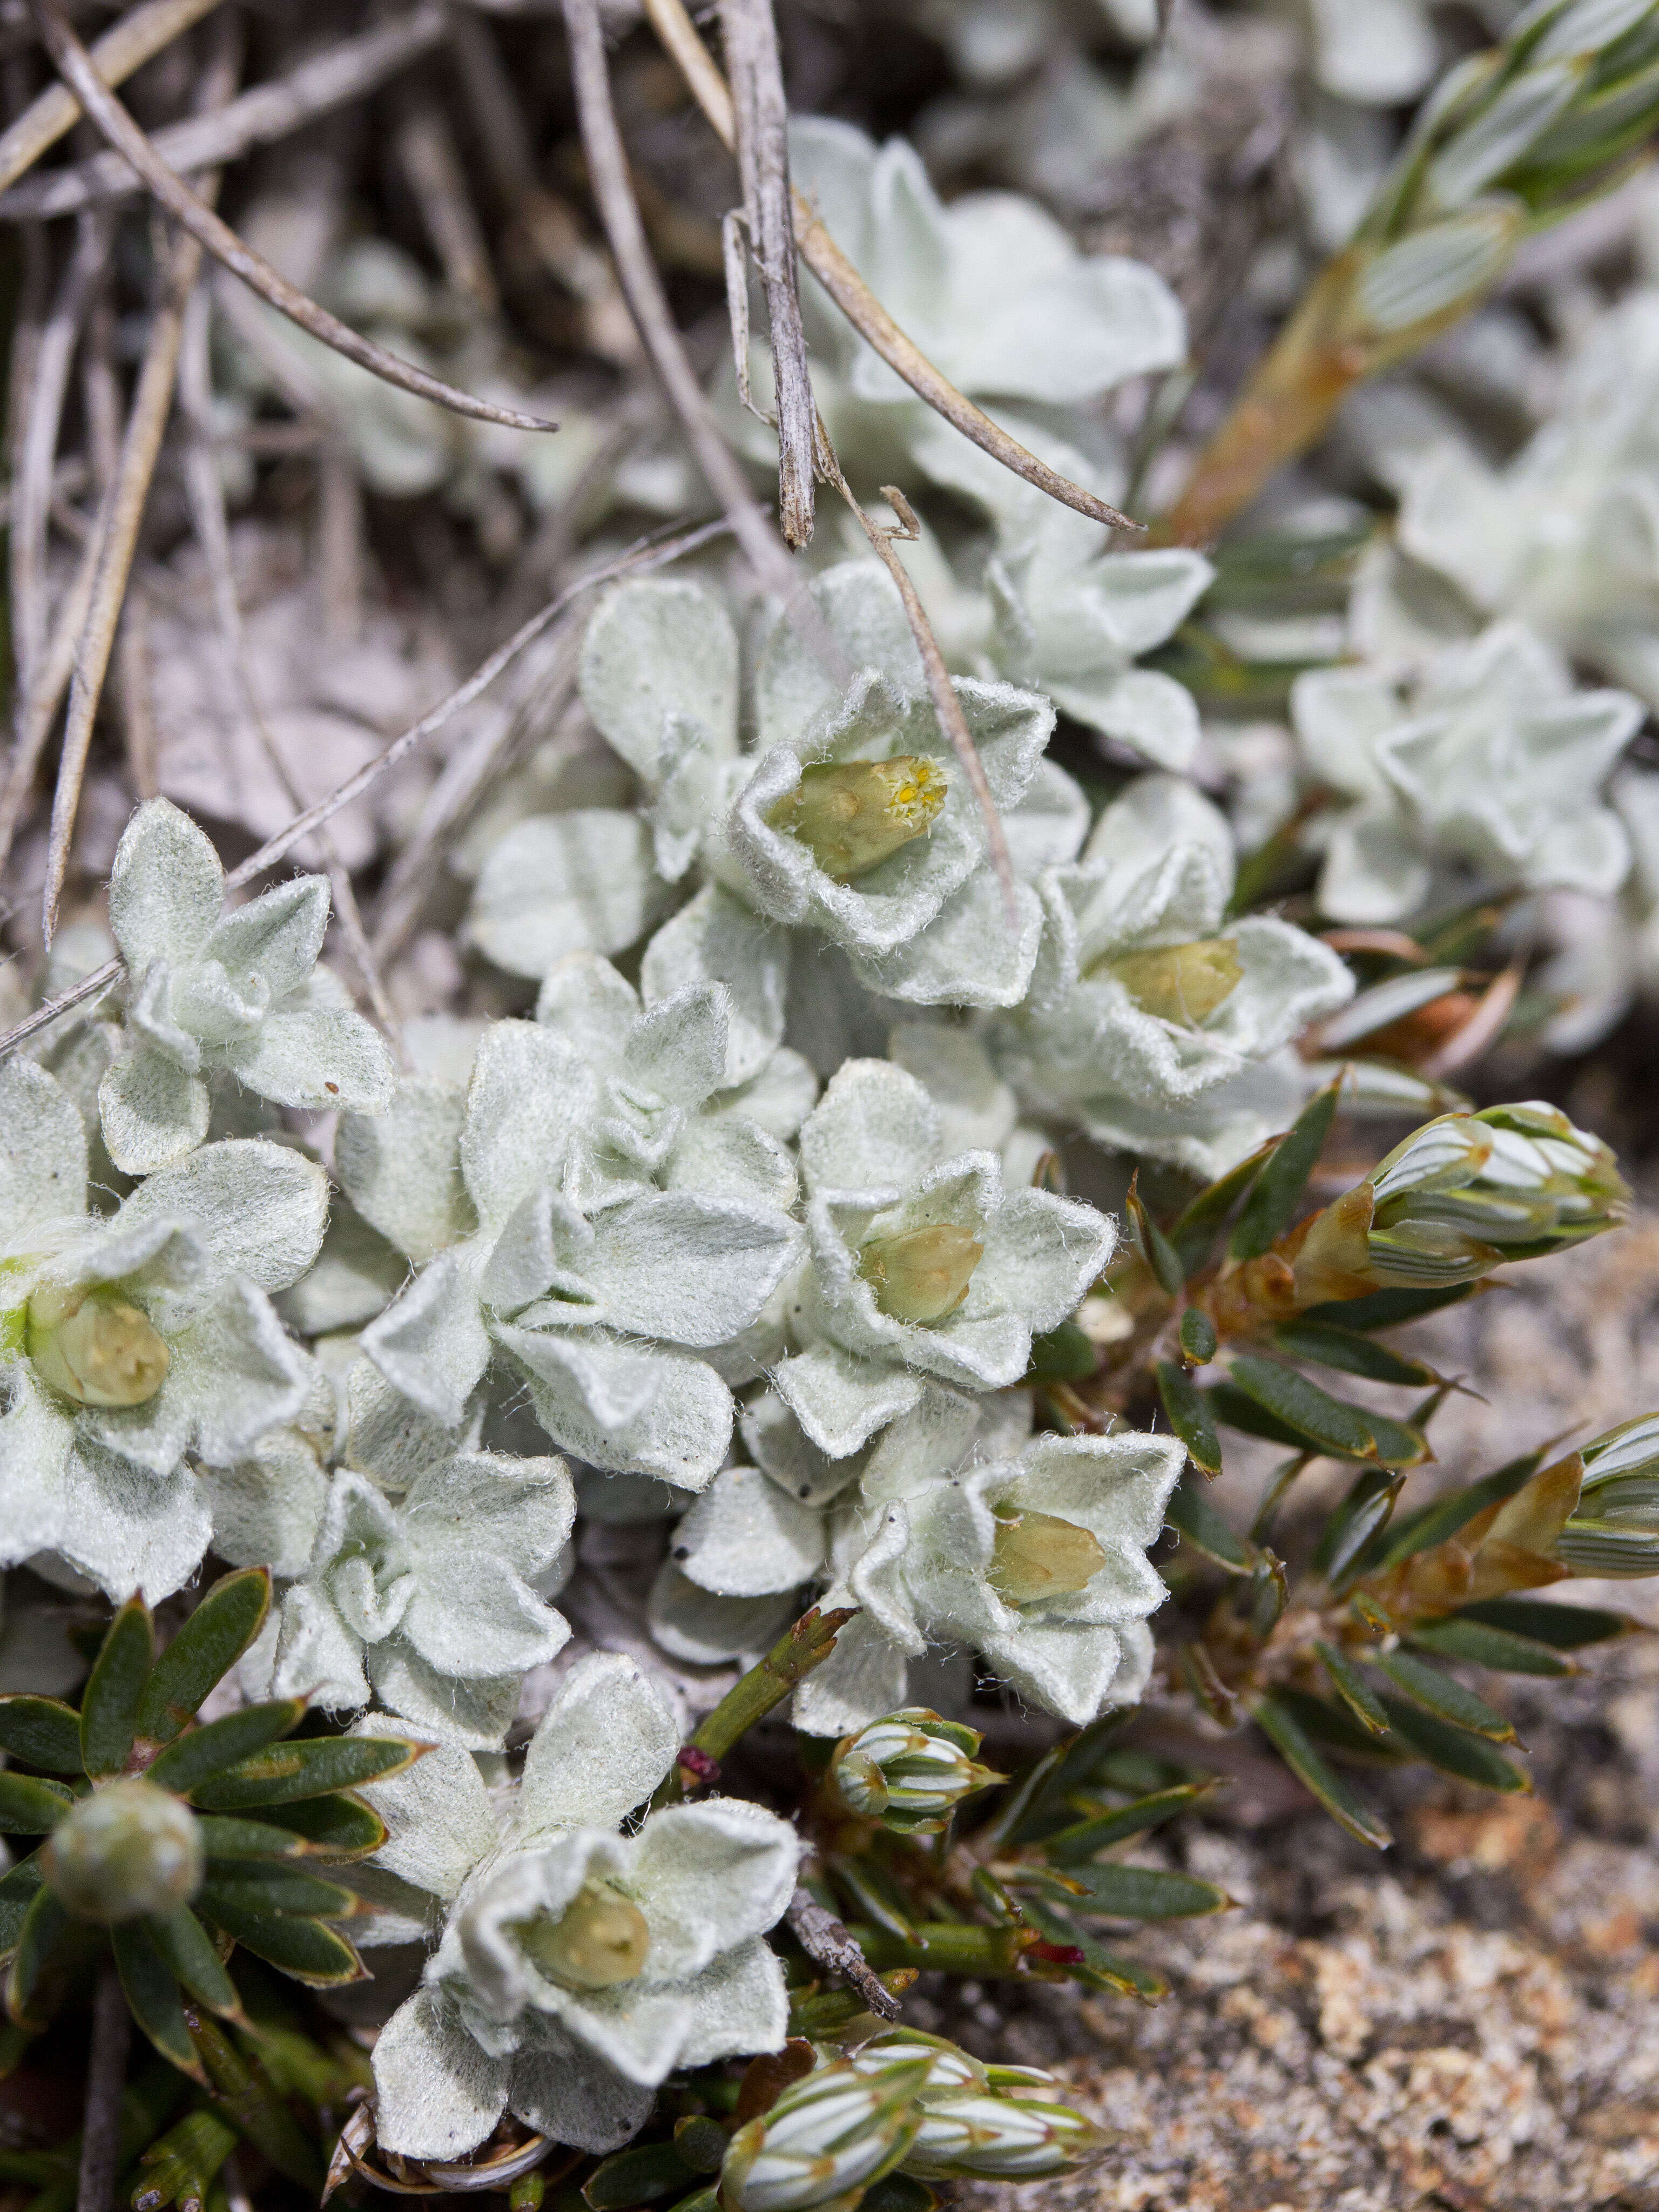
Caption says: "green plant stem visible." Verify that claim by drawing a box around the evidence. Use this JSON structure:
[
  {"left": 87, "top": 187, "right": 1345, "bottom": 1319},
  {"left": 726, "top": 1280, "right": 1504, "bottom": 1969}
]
[
  {"left": 131, "top": 2109, "right": 237, "bottom": 2212},
  {"left": 183, "top": 2013, "right": 320, "bottom": 2193},
  {"left": 843, "top": 1921, "right": 1041, "bottom": 1978},
  {"left": 655, "top": 1607, "right": 855, "bottom": 1805}
]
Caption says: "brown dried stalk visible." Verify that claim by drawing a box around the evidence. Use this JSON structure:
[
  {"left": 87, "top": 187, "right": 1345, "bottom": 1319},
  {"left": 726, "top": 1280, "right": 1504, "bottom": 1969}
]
[
  {"left": 784, "top": 1888, "right": 903, "bottom": 2021},
  {"left": 719, "top": 0, "right": 814, "bottom": 547},
  {"left": 75, "top": 1964, "right": 131, "bottom": 2212},
  {"left": 25, "top": 0, "right": 561, "bottom": 438},
  {"left": 559, "top": 0, "right": 832, "bottom": 649},
  {"left": 639, "top": 0, "right": 1139, "bottom": 533},
  {"left": 0, "top": 523, "right": 735, "bottom": 1065},
  {"left": 0, "top": 5, "right": 448, "bottom": 221},
  {"left": 0, "top": 0, "right": 222, "bottom": 194},
  {"left": 393, "top": 91, "right": 498, "bottom": 314}
]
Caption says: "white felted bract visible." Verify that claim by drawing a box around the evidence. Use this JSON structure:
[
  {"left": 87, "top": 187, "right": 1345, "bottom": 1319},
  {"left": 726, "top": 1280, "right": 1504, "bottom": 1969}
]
[
  {"left": 992, "top": 774, "right": 1353, "bottom": 1174},
  {"left": 1293, "top": 623, "right": 1643, "bottom": 923},
  {"left": 368, "top": 1654, "right": 796, "bottom": 2157},
  {"left": 246, "top": 1448, "right": 575, "bottom": 1746},
  {"left": 0, "top": 1069, "right": 326, "bottom": 1599},
  {"left": 98, "top": 799, "right": 395, "bottom": 1171}
]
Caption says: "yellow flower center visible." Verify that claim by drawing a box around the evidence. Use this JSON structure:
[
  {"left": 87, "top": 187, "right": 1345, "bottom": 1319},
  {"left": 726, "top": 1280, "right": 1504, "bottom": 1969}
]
[
  {"left": 767, "top": 757, "right": 947, "bottom": 882},
  {"left": 988, "top": 1510, "right": 1107, "bottom": 1606},
  {"left": 858, "top": 1224, "right": 983, "bottom": 1325},
  {"left": 27, "top": 1286, "right": 170, "bottom": 1407},
  {"left": 1095, "top": 938, "right": 1243, "bottom": 1025},
  {"left": 516, "top": 1879, "right": 651, "bottom": 1991}
]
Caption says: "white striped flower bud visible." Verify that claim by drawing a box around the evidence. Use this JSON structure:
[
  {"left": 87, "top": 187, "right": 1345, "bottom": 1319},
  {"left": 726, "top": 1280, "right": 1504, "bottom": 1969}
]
[
  {"left": 901, "top": 2092, "right": 1108, "bottom": 2180},
  {"left": 1554, "top": 1412, "right": 1659, "bottom": 1578},
  {"left": 830, "top": 1712, "right": 1001, "bottom": 1833},
  {"left": 720, "top": 2056, "right": 931, "bottom": 2211}
]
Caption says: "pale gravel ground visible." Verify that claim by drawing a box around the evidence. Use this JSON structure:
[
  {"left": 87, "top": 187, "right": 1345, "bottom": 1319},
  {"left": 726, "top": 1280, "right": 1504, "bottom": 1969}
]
[{"left": 944, "top": 1215, "right": 1659, "bottom": 2211}]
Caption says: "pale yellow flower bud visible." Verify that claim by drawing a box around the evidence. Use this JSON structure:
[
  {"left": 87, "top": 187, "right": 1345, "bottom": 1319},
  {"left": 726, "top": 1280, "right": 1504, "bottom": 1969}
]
[
  {"left": 1095, "top": 938, "right": 1243, "bottom": 1024},
  {"left": 767, "top": 757, "right": 947, "bottom": 883},
  {"left": 988, "top": 1510, "right": 1107, "bottom": 1606},
  {"left": 27, "top": 1286, "right": 170, "bottom": 1408},
  {"left": 858, "top": 1224, "right": 983, "bottom": 1325},
  {"left": 516, "top": 1878, "right": 651, "bottom": 1991},
  {"left": 42, "top": 1778, "right": 204, "bottom": 1924}
]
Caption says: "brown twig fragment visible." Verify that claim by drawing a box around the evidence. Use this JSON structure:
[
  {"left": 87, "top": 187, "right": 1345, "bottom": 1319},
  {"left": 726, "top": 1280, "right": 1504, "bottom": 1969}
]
[
  {"left": 0, "top": 0, "right": 223, "bottom": 194},
  {"left": 24, "top": 0, "right": 561, "bottom": 439},
  {"left": 39, "top": 216, "right": 204, "bottom": 942},
  {"left": 785, "top": 1888, "right": 904, "bottom": 2021},
  {"left": 0, "top": 6, "right": 448, "bottom": 221},
  {"left": 822, "top": 453, "right": 1017, "bottom": 926},
  {"left": 393, "top": 91, "right": 499, "bottom": 314},
  {"left": 75, "top": 1962, "right": 131, "bottom": 2212},
  {"left": 559, "top": 0, "right": 835, "bottom": 652},
  {"left": 719, "top": 0, "right": 814, "bottom": 547},
  {"left": 639, "top": 0, "right": 1139, "bottom": 532}
]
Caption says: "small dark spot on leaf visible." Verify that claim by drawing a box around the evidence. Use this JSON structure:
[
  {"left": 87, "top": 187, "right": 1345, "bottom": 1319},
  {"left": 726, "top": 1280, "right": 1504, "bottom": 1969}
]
[{"left": 325, "top": 1081, "right": 340, "bottom": 1094}]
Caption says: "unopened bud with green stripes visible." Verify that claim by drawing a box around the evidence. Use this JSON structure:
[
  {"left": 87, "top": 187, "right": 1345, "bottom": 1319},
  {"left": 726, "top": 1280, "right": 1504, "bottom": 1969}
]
[
  {"left": 719, "top": 2055, "right": 931, "bottom": 2211},
  {"left": 830, "top": 1710, "right": 1002, "bottom": 1833},
  {"left": 1553, "top": 1412, "right": 1659, "bottom": 1577}
]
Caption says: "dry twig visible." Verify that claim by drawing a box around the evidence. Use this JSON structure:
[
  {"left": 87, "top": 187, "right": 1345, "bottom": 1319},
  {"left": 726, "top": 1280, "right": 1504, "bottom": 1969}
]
[
  {"left": 0, "top": 6, "right": 448, "bottom": 220},
  {"left": 75, "top": 1963, "right": 131, "bottom": 2212},
  {"left": 639, "top": 0, "right": 1139, "bottom": 532},
  {"left": 393, "top": 90, "right": 499, "bottom": 314},
  {"left": 559, "top": 0, "right": 840, "bottom": 669},
  {"left": 719, "top": 0, "right": 814, "bottom": 547},
  {"left": 25, "top": 0, "right": 562, "bottom": 437},
  {"left": 0, "top": 522, "right": 734, "bottom": 1064},
  {"left": 0, "top": 0, "right": 222, "bottom": 194},
  {"left": 785, "top": 1888, "right": 903, "bottom": 2021}
]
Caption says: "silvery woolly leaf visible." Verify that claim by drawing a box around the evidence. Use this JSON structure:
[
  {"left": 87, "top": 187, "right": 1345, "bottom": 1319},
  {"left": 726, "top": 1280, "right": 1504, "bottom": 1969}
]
[
  {"left": 496, "top": 1323, "right": 733, "bottom": 1487},
  {"left": 201, "top": 1424, "right": 329, "bottom": 1576},
  {"left": 368, "top": 1643, "right": 524, "bottom": 1748},
  {"left": 511, "top": 1649, "right": 680, "bottom": 1846},
  {"left": 770, "top": 1340, "right": 926, "bottom": 1460},
  {"left": 373, "top": 1987, "right": 511, "bottom": 2161},
  {"left": 799, "top": 1056, "right": 945, "bottom": 1199},
  {"left": 647, "top": 1562, "right": 799, "bottom": 1665},
  {"left": 671, "top": 1462, "right": 826, "bottom": 1597},
  {"left": 362, "top": 1250, "right": 494, "bottom": 1429},
  {"left": 848, "top": 868, "right": 1046, "bottom": 1009},
  {"left": 0, "top": 1060, "right": 88, "bottom": 1252},
  {"left": 337, "top": 1077, "right": 475, "bottom": 1265},
  {"left": 464, "top": 810, "right": 669, "bottom": 979},
  {"left": 108, "top": 797, "right": 224, "bottom": 973},
  {"left": 116, "top": 1138, "right": 329, "bottom": 1292},
  {"left": 460, "top": 1021, "right": 598, "bottom": 1235},
  {"left": 517, "top": 1190, "right": 801, "bottom": 1347},
  {"left": 642, "top": 884, "right": 790, "bottom": 1088},
  {"left": 791, "top": 1608, "right": 913, "bottom": 1737},
  {"left": 506, "top": 2018, "right": 656, "bottom": 2157},
  {"left": 90, "top": 1273, "right": 312, "bottom": 1473},
  {"left": 578, "top": 578, "right": 739, "bottom": 784},
  {"left": 219, "top": 981, "right": 396, "bottom": 1116},
  {"left": 753, "top": 563, "right": 929, "bottom": 752},
  {"left": 97, "top": 1046, "right": 210, "bottom": 1175},
  {"left": 887, "top": 1026, "right": 1017, "bottom": 1156}
]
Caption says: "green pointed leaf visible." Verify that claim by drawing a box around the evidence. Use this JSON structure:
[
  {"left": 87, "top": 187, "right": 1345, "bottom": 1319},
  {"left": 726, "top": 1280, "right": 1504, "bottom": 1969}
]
[
  {"left": 1271, "top": 1322, "right": 1440, "bottom": 1387},
  {"left": 1179, "top": 1307, "right": 1218, "bottom": 1364},
  {"left": 1026, "top": 1319, "right": 1098, "bottom": 1386},
  {"left": 111, "top": 1919, "right": 201, "bottom": 2077},
  {"left": 0, "top": 1773, "right": 74, "bottom": 1835},
  {"left": 1455, "top": 1596, "right": 1635, "bottom": 1649},
  {"left": 7, "top": 1886, "right": 71, "bottom": 2025},
  {"left": 81, "top": 1597, "right": 155, "bottom": 1780},
  {"left": 1313, "top": 1468, "right": 1405, "bottom": 1584},
  {"left": 146, "top": 1702, "right": 306, "bottom": 1799},
  {"left": 1301, "top": 1283, "right": 1477, "bottom": 1332},
  {"left": 1226, "top": 1355, "right": 1380, "bottom": 1460},
  {"left": 1372, "top": 1650, "right": 1517, "bottom": 1742},
  {"left": 189, "top": 1736, "right": 424, "bottom": 1811},
  {"left": 1157, "top": 1361, "right": 1223, "bottom": 1476},
  {"left": 199, "top": 1867, "right": 356, "bottom": 1919},
  {"left": 193, "top": 1898, "right": 365, "bottom": 1986},
  {"left": 1230, "top": 1078, "right": 1340, "bottom": 1260},
  {"left": 1407, "top": 1617, "right": 1572, "bottom": 1677},
  {"left": 135, "top": 1572, "right": 272, "bottom": 1751},
  {"left": 582, "top": 2142, "right": 697, "bottom": 2209},
  {"left": 1169, "top": 1142, "right": 1277, "bottom": 1278},
  {"left": 1268, "top": 1686, "right": 1409, "bottom": 1762},
  {"left": 1314, "top": 1642, "right": 1391, "bottom": 1735},
  {"left": 1128, "top": 1181, "right": 1184, "bottom": 1296},
  {"left": 253, "top": 1793, "right": 388, "bottom": 1860},
  {"left": 1165, "top": 1470, "right": 1251, "bottom": 1571},
  {"left": 1367, "top": 1448, "right": 1547, "bottom": 1572},
  {"left": 0, "top": 1853, "right": 45, "bottom": 1954},
  {"left": 1020, "top": 1898, "right": 1166, "bottom": 2000},
  {"left": 145, "top": 1907, "right": 240, "bottom": 2019},
  {"left": 1378, "top": 1694, "right": 1528, "bottom": 1792},
  {"left": 1209, "top": 1381, "right": 1320, "bottom": 1452},
  {"left": 1251, "top": 1693, "right": 1392, "bottom": 1849},
  {"left": 1073, "top": 1864, "right": 1232, "bottom": 1920},
  {"left": 1043, "top": 1781, "right": 1225, "bottom": 1867},
  {"left": 0, "top": 1698, "right": 84, "bottom": 1776},
  {"left": 197, "top": 1817, "right": 312, "bottom": 1864},
  {"left": 1355, "top": 1408, "right": 1433, "bottom": 1468},
  {"left": 1003, "top": 1713, "right": 1133, "bottom": 1846}
]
